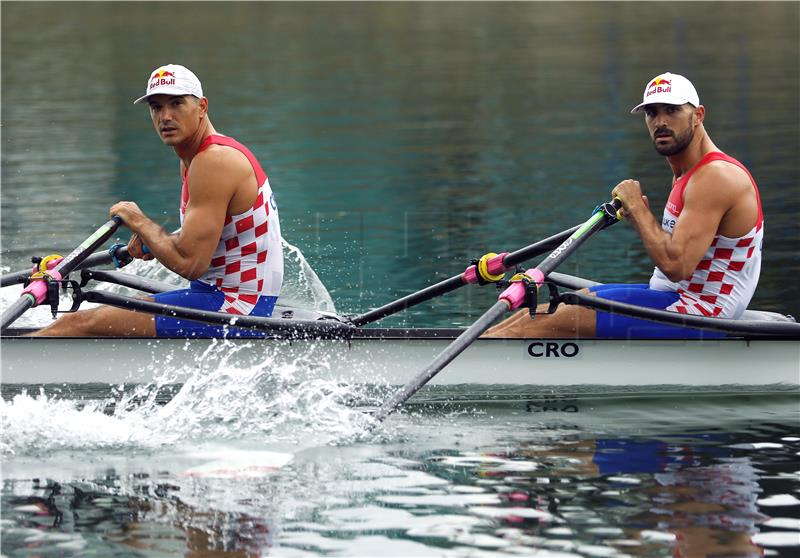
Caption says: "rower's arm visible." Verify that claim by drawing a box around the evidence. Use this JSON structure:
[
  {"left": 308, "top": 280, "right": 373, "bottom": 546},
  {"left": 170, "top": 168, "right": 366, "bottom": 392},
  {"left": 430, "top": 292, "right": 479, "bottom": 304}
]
[
  {"left": 615, "top": 167, "right": 735, "bottom": 282},
  {"left": 112, "top": 149, "right": 244, "bottom": 280}
]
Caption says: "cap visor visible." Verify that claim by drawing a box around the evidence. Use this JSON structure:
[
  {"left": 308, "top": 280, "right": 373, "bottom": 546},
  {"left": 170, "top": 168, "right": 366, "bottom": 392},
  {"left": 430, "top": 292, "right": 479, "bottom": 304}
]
[
  {"left": 630, "top": 94, "right": 693, "bottom": 114},
  {"left": 133, "top": 87, "right": 199, "bottom": 105}
]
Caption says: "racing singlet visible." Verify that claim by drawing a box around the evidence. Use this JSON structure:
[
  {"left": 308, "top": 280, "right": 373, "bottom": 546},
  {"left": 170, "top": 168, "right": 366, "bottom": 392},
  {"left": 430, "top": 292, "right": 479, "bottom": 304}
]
[
  {"left": 180, "top": 134, "right": 283, "bottom": 314},
  {"left": 649, "top": 152, "right": 763, "bottom": 318}
]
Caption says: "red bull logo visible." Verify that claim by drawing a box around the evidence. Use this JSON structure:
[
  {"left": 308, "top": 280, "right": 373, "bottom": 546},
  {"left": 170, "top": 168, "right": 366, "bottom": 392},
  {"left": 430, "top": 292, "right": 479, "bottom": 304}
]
[
  {"left": 646, "top": 76, "right": 672, "bottom": 98},
  {"left": 148, "top": 67, "right": 176, "bottom": 90}
]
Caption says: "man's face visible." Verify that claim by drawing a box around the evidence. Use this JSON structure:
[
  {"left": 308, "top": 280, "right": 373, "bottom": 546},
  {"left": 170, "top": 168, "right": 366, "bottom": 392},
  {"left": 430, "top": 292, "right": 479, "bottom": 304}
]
[
  {"left": 147, "top": 94, "right": 204, "bottom": 146},
  {"left": 643, "top": 103, "right": 696, "bottom": 156}
]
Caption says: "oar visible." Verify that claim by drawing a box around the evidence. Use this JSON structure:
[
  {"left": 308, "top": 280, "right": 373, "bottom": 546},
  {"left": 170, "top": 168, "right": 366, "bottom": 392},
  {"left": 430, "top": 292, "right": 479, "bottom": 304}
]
[
  {"left": 371, "top": 199, "right": 621, "bottom": 423},
  {"left": 1, "top": 217, "right": 123, "bottom": 329},
  {"left": 79, "top": 268, "right": 179, "bottom": 294},
  {"left": 82, "top": 290, "right": 355, "bottom": 340},
  {"left": 1, "top": 245, "right": 130, "bottom": 288},
  {"left": 349, "top": 224, "right": 582, "bottom": 327}
]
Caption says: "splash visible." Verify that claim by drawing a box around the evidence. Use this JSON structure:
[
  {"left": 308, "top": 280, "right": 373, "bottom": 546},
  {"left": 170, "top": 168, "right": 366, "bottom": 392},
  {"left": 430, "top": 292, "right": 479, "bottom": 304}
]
[
  {"left": 1, "top": 237, "right": 376, "bottom": 456},
  {"left": 0, "top": 236, "right": 336, "bottom": 327},
  {"left": 0, "top": 339, "right": 380, "bottom": 456},
  {"left": 279, "top": 237, "right": 336, "bottom": 313}
]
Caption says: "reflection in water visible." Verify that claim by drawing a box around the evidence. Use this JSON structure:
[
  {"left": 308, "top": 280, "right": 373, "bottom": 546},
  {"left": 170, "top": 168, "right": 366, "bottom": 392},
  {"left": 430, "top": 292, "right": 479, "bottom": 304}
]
[
  {"left": 3, "top": 411, "right": 797, "bottom": 557},
  {"left": 510, "top": 435, "right": 771, "bottom": 557}
]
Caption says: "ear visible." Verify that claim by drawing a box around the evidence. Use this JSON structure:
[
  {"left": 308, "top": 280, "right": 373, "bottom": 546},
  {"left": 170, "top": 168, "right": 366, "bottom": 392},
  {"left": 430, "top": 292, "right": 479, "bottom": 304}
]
[
  {"left": 693, "top": 104, "right": 705, "bottom": 126},
  {"left": 198, "top": 97, "right": 209, "bottom": 118}
]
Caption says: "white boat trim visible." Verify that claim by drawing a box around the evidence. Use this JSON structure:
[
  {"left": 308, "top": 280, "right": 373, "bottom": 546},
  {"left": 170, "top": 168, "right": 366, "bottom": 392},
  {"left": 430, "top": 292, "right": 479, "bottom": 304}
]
[{"left": 2, "top": 332, "right": 798, "bottom": 393}]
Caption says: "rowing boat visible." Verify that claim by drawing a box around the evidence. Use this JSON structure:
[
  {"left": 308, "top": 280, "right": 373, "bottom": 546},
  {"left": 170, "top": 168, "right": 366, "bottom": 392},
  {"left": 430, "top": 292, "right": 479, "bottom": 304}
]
[
  {"left": 2, "top": 304, "right": 798, "bottom": 395},
  {"left": 2, "top": 214, "right": 799, "bottom": 401}
]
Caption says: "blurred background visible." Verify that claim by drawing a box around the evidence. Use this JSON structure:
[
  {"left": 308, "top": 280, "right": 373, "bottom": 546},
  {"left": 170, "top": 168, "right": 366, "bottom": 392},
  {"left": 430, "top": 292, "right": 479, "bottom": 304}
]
[{"left": 2, "top": 2, "right": 798, "bottom": 325}]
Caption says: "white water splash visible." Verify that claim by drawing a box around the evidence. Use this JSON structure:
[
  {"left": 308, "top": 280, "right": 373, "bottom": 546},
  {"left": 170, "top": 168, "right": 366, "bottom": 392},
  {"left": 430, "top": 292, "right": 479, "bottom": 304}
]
[
  {"left": 1, "top": 339, "right": 378, "bottom": 456},
  {"left": 0, "top": 235, "right": 335, "bottom": 329}
]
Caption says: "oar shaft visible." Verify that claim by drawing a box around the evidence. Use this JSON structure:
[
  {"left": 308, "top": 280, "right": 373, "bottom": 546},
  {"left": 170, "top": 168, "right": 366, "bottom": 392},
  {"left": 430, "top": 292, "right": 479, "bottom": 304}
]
[
  {"left": 349, "top": 224, "right": 580, "bottom": 327},
  {"left": 349, "top": 276, "right": 465, "bottom": 327},
  {"left": 371, "top": 300, "right": 509, "bottom": 423},
  {"left": 52, "top": 217, "right": 122, "bottom": 276},
  {"left": 80, "top": 269, "right": 178, "bottom": 294},
  {"left": 501, "top": 224, "right": 581, "bottom": 268},
  {"left": 0, "top": 246, "right": 127, "bottom": 288},
  {"left": 1, "top": 296, "right": 35, "bottom": 330},
  {"left": 537, "top": 209, "right": 609, "bottom": 277},
  {"left": 1, "top": 217, "right": 123, "bottom": 330},
  {"left": 84, "top": 290, "right": 355, "bottom": 339}
]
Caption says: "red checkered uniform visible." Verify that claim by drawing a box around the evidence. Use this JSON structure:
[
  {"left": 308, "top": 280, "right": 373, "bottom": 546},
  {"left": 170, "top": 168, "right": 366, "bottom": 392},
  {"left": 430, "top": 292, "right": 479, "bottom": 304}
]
[
  {"left": 180, "top": 135, "right": 283, "bottom": 314},
  {"left": 649, "top": 152, "right": 763, "bottom": 318}
]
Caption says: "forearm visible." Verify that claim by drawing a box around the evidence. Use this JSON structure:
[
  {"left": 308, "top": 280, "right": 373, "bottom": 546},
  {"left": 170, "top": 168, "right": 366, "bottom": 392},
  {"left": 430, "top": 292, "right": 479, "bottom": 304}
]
[{"left": 127, "top": 216, "right": 210, "bottom": 280}]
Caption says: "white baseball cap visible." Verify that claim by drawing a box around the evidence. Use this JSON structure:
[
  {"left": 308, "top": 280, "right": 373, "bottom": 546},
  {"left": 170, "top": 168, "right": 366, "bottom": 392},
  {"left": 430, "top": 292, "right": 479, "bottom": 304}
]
[
  {"left": 630, "top": 72, "right": 700, "bottom": 113},
  {"left": 133, "top": 64, "right": 203, "bottom": 105}
]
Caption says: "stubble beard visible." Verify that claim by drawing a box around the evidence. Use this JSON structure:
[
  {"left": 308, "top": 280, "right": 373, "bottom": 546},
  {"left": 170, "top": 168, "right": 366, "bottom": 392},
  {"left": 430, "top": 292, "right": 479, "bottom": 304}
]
[{"left": 652, "top": 124, "right": 694, "bottom": 157}]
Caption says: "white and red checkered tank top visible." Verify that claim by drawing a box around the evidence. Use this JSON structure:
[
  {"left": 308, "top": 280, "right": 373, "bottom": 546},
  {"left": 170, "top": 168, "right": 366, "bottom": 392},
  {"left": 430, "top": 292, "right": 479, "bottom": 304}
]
[
  {"left": 649, "top": 151, "right": 763, "bottom": 318},
  {"left": 180, "top": 135, "right": 283, "bottom": 314}
]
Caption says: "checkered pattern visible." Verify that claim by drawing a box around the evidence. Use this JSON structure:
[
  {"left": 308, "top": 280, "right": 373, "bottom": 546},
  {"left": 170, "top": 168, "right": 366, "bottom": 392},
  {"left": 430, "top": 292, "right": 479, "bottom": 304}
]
[
  {"left": 650, "top": 152, "right": 763, "bottom": 319},
  {"left": 670, "top": 221, "right": 763, "bottom": 317},
  {"left": 180, "top": 135, "right": 283, "bottom": 315}
]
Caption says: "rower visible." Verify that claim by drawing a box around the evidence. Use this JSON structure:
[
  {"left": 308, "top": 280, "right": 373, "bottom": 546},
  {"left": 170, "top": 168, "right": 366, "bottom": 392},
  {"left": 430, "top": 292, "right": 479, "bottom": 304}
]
[
  {"left": 485, "top": 72, "right": 764, "bottom": 339},
  {"left": 30, "top": 64, "right": 284, "bottom": 338}
]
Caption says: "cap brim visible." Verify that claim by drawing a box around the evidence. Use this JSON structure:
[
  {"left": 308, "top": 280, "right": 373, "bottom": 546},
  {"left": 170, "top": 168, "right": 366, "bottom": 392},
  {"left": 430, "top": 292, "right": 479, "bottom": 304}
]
[
  {"left": 133, "top": 87, "right": 200, "bottom": 105},
  {"left": 630, "top": 95, "right": 696, "bottom": 114}
]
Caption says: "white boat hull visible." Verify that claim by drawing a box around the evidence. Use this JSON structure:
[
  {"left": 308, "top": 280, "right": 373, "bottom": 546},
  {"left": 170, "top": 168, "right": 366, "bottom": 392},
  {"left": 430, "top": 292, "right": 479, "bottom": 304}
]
[{"left": 2, "top": 334, "right": 798, "bottom": 393}]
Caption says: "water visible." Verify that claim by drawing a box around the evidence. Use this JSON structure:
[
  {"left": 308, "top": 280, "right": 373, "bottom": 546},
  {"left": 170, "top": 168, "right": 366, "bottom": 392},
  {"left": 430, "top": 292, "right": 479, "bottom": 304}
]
[{"left": 2, "top": 2, "right": 799, "bottom": 557}]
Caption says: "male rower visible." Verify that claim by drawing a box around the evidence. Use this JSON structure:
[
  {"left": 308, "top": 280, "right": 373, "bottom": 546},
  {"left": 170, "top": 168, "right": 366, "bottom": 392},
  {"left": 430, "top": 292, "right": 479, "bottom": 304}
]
[
  {"left": 485, "top": 72, "right": 763, "bottom": 339},
  {"left": 31, "top": 64, "right": 283, "bottom": 337}
]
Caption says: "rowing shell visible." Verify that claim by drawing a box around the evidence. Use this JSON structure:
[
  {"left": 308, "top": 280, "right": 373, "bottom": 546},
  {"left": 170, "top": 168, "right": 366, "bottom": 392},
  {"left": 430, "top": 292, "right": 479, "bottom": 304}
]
[{"left": 2, "top": 323, "right": 798, "bottom": 395}]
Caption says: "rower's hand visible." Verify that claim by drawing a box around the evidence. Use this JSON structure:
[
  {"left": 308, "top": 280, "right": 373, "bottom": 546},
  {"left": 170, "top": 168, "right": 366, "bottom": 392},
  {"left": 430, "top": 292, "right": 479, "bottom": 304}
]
[
  {"left": 127, "top": 233, "right": 154, "bottom": 260},
  {"left": 110, "top": 201, "right": 146, "bottom": 229},
  {"left": 612, "top": 180, "right": 649, "bottom": 219}
]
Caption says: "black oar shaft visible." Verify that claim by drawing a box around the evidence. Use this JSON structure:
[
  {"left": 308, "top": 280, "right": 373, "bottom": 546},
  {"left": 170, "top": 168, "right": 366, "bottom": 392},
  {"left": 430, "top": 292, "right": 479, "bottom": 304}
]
[
  {"left": 350, "top": 276, "right": 465, "bottom": 327},
  {"left": 84, "top": 291, "right": 355, "bottom": 339},
  {"left": 350, "top": 224, "right": 581, "bottom": 327},
  {"left": 372, "top": 300, "right": 509, "bottom": 422},
  {"left": 1, "top": 297, "right": 35, "bottom": 330},
  {"left": 80, "top": 269, "right": 178, "bottom": 294}
]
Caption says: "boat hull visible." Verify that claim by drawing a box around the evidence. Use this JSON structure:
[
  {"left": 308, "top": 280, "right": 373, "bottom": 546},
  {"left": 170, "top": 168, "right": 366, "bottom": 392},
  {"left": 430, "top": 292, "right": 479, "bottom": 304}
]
[{"left": 2, "top": 334, "right": 798, "bottom": 392}]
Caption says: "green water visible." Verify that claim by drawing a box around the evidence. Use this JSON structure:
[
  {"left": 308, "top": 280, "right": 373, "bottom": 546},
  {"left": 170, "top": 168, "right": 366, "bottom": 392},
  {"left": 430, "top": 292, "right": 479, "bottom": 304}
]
[{"left": 2, "top": 2, "right": 799, "bottom": 325}]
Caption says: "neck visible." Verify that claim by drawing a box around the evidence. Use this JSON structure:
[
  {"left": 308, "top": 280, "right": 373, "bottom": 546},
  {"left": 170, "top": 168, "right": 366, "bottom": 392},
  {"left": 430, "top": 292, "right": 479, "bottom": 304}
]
[
  {"left": 174, "top": 118, "right": 217, "bottom": 167},
  {"left": 667, "top": 126, "right": 718, "bottom": 179}
]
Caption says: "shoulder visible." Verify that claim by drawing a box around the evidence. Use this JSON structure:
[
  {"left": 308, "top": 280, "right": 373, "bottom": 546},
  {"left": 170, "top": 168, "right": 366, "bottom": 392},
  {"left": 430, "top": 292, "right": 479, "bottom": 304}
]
[
  {"left": 190, "top": 143, "right": 251, "bottom": 177},
  {"left": 186, "top": 143, "right": 253, "bottom": 194},
  {"left": 684, "top": 158, "right": 752, "bottom": 204},
  {"left": 690, "top": 158, "right": 751, "bottom": 190}
]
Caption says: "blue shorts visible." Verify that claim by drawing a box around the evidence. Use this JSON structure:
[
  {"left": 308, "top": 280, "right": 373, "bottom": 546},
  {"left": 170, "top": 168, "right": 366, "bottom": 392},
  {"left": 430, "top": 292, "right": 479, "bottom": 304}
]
[
  {"left": 589, "top": 284, "right": 725, "bottom": 339},
  {"left": 152, "top": 280, "right": 277, "bottom": 338}
]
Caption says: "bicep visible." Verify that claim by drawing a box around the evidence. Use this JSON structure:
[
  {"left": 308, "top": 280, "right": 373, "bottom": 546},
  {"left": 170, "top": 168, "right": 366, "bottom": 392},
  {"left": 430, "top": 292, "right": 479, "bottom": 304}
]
[
  {"left": 175, "top": 157, "right": 237, "bottom": 261},
  {"left": 177, "top": 197, "right": 227, "bottom": 260},
  {"left": 669, "top": 178, "right": 731, "bottom": 271}
]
